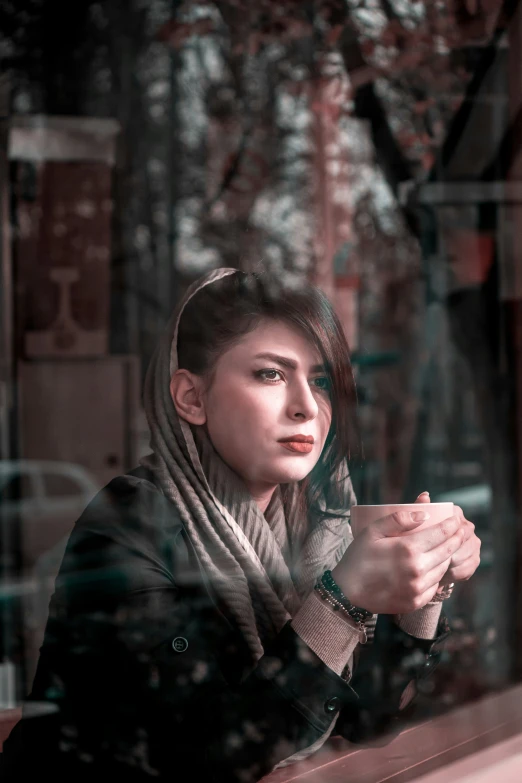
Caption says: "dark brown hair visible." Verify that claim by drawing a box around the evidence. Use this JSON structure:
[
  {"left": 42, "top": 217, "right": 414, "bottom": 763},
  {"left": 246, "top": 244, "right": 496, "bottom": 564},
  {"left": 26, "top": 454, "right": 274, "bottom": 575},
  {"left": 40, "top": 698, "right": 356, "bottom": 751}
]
[{"left": 177, "top": 271, "right": 360, "bottom": 520}]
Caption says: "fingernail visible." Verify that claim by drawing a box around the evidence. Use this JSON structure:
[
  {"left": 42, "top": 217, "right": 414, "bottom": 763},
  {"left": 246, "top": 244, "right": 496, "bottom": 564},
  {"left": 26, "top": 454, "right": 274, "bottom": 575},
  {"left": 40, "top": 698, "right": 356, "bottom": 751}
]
[
  {"left": 417, "top": 491, "right": 430, "bottom": 500},
  {"left": 411, "top": 511, "right": 430, "bottom": 522}
]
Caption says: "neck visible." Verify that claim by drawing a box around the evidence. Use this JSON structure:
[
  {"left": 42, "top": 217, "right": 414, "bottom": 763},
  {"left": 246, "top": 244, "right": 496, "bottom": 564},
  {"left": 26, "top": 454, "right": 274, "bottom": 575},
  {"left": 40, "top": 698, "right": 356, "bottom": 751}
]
[
  {"left": 244, "top": 483, "right": 278, "bottom": 514},
  {"left": 193, "top": 427, "right": 278, "bottom": 514}
]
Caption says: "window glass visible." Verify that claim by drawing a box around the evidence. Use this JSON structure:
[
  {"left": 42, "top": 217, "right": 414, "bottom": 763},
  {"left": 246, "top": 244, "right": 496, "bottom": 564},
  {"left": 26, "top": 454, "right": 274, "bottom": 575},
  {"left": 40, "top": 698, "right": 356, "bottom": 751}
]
[
  {"left": 41, "top": 472, "right": 82, "bottom": 499},
  {"left": 0, "top": 1, "right": 520, "bottom": 775},
  {"left": 0, "top": 472, "right": 35, "bottom": 503}
]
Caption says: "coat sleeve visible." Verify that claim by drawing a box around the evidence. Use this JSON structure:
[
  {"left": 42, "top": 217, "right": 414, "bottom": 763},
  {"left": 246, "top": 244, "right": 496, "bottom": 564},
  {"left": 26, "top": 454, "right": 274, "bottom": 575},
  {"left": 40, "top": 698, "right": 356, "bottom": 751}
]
[{"left": 335, "top": 611, "right": 451, "bottom": 744}]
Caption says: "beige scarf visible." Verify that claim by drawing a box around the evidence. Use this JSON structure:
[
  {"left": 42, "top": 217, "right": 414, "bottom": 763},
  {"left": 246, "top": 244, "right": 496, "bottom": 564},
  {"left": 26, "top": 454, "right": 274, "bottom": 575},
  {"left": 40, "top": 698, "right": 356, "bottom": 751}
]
[{"left": 141, "top": 268, "right": 355, "bottom": 664}]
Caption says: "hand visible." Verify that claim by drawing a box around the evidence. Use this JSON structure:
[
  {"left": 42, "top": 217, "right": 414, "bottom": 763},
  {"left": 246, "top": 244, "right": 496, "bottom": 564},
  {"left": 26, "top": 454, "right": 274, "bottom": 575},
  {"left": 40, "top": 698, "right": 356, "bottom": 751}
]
[
  {"left": 332, "top": 505, "right": 464, "bottom": 615},
  {"left": 415, "top": 492, "right": 481, "bottom": 590}
]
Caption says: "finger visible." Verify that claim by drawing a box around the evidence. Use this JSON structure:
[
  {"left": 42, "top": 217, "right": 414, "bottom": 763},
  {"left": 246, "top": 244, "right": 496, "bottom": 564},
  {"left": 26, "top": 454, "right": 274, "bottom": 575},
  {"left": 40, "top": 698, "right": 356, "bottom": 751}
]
[
  {"left": 414, "top": 577, "right": 447, "bottom": 609},
  {"left": 371, "top": 509, "right": 430, "bottom": 539},
  {"left": 415, "top": 491, "right": 430, "bottom": 504},
  {"left": 444, "top": 553, "right": 481, "bottom": 583},
  {"left": 412, "top": 556, "right": 456, "bottom": 607},
  {"left": 454, "top": 505, "right": 465, "bottom": 522},
  {"left": 452, "top": 505, "right": 474, "bottom": 536},
  {"left": 418, "top": 588, "right": 440, "bottom": 607},
  {"left": 458, "top": 519, "right": 475, "bottom": 543},
  {"left": 420, "top": 528, "right": 464, "bottom": 570},
  {"left": 422, "top": 556, "right": 453, "bottom": 590},
  {"left": 448, "top": 535, "right": 480, "bottom": 567},
  {"left": 403, "top": 515, "right": 461, "bottom": 553},
  {"left": 454, "top": 506, "right": 476, "bottom": 539}
]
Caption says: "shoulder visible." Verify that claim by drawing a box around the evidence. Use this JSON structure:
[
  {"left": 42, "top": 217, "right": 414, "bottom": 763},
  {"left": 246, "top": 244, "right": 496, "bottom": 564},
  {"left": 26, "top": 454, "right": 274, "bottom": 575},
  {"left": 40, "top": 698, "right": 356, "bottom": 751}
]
[
  {"left": 86, "top": 465, "right": 180, "bottom": 531},
  {"left": 103, "top": 465, "right": 166, "bottom": 504},
  {"left": 62, "top": 466, "right": 189, "bottom": 579}
]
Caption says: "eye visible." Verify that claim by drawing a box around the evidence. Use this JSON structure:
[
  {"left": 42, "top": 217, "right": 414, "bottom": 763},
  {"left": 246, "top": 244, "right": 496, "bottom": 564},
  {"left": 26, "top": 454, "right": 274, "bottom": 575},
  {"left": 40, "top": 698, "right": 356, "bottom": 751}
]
[
  {"left": 311, "top": 376, "right": 331, "bottom": 392},
  {"left": 255, "top": 368, "right": 284, "bottom": 383}
]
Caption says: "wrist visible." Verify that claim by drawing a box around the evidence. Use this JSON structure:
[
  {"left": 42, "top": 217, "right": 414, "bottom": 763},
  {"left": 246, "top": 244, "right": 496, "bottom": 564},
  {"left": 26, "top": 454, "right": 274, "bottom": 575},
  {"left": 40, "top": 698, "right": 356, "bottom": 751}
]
[
  {"left": 331, "top": 564, "right": 361, "bottom": 607},
  {"left": 315, "top": 570, "right": 373, "bottom": 644}
]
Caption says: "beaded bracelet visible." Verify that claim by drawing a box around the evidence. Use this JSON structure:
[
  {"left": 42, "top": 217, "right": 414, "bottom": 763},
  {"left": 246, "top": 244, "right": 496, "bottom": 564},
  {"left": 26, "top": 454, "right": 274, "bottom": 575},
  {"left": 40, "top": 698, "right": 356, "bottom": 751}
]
[
  {"left": 314, "top": 583, "right": 368, "bottom": 644},
  {"left": 321, "top": 570, "right": 373, "bottom": 624},
  {"left": 315, "top": 583, "right": 352, "bottom": 617}
]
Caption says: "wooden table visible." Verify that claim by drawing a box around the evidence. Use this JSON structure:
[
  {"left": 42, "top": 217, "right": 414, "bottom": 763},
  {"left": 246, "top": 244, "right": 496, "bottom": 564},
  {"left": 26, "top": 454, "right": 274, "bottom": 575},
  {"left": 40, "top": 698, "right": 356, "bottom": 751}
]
[
  {"left": 3, "top": 687, "right": 522, "bottom": 781},
  {"left": 262, "top": 685, "right": 522, "bottom": 783}
]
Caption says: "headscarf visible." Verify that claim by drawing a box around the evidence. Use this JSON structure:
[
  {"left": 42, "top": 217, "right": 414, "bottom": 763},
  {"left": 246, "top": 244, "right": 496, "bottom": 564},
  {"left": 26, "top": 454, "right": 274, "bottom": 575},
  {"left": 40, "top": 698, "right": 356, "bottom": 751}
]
[{"left": 141, "top": 268, "right": 355, "bottom": 663}]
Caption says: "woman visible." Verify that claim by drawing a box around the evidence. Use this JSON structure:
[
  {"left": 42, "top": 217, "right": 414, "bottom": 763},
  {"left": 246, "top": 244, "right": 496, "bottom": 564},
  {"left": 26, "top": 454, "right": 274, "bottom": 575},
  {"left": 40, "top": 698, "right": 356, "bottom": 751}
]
[{"left": 2, "top": 268, "right": 480, "bottom": 782}]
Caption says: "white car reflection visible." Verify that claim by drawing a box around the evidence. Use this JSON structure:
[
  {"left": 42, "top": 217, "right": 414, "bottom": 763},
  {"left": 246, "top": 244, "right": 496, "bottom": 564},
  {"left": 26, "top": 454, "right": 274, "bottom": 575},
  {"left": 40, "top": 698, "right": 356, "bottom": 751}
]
[
  {"left": 0, "top": 459, "right": 100, "bottom": 572},
  {"left": 0, "top": 460, "right": 100, "bottom": 689}
]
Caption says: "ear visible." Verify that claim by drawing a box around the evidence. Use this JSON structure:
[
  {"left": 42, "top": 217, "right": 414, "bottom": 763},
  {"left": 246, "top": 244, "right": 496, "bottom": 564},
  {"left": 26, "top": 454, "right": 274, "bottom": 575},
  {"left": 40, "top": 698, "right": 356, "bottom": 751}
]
[{"left": 169, "top": 369, "right": 207, "bottom": 425}]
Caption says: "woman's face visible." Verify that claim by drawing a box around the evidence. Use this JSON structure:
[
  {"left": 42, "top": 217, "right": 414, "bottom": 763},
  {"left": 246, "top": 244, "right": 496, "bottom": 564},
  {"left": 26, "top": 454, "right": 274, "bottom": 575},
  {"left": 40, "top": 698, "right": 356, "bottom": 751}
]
[{"left": 201, "top": 319, "right": 332, "bottom": 497}]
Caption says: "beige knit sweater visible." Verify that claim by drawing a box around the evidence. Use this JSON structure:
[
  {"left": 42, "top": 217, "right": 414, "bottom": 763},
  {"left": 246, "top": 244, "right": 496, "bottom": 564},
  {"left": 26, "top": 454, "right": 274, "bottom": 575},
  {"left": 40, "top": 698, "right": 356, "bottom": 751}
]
[{"left": 292, "top": 592, "right": 442, "bottom": 677}]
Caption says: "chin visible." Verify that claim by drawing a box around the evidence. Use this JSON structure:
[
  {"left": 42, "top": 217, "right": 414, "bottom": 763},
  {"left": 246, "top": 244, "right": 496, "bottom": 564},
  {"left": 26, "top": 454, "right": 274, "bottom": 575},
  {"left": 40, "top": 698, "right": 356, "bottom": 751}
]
[{"left": 264, "top": 460, "right": 315, "bottom": 485}]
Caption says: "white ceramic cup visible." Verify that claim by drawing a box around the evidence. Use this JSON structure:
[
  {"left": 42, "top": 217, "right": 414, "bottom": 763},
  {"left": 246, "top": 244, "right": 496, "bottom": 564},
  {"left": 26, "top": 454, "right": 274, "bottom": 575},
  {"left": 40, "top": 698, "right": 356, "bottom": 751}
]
[{"left": 350, "top": 502, "right": 455, "bottom": 538}]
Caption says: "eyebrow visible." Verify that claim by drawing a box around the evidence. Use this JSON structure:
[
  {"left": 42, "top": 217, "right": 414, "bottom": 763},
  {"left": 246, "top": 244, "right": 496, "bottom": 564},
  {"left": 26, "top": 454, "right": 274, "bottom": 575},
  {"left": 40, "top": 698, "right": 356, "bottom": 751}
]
[{"left": 253, "top": 352, "right": 326, "bottom": 373}]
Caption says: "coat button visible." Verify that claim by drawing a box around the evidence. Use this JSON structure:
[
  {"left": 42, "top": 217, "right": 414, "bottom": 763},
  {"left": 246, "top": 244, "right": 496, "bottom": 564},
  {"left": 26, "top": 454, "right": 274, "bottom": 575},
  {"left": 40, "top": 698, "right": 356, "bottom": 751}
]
[
  {"left": 324, "top": 696, "right": 340, "bottom": 714},
  {"left": 172, "top": 636, "right": 188, "bottom": 653}
]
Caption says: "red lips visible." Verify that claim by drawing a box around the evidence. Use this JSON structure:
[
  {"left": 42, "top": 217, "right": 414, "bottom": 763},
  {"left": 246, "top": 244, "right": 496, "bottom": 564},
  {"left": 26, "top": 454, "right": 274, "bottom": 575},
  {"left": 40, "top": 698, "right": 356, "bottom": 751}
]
[{"left": 278, "top": 434, "right": 314, "bottom": 454}]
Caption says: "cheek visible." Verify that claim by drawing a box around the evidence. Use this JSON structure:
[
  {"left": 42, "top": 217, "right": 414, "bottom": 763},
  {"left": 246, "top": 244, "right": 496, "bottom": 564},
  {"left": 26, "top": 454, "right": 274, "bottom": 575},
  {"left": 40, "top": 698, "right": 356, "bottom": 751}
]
[
  {"left": 318, "top": 400, "right": 332, "bottom": 442},
  {"left": 206, "top": 383, "right": 274, "bottom": 444},
  {"left": 230, "top": 382, "right": 283, "bottom": 418}
]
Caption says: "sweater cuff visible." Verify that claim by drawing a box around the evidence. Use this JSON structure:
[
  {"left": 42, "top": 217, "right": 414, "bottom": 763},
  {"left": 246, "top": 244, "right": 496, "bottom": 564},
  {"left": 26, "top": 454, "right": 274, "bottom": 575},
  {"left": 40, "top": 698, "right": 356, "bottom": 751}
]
[
  {"left": 394, "top": 601, "right": 443, "bottom": 640},
  {"left": 291, "top": 591, "right": 361, "bottom": 676}
]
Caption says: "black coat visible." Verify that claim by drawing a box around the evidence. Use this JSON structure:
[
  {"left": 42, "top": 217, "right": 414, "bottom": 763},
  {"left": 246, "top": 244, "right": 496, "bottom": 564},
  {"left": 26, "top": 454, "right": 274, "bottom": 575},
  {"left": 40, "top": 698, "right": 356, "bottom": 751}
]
[{"left": 2, "top": 468, "right": 450, "bottom": 782}]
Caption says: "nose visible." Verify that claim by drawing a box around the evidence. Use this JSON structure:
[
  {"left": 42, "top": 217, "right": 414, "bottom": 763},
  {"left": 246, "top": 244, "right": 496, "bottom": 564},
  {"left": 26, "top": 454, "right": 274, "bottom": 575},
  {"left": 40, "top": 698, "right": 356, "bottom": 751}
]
[{"left": 287, "top": 379, "right": 319, "bottom": 422}]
